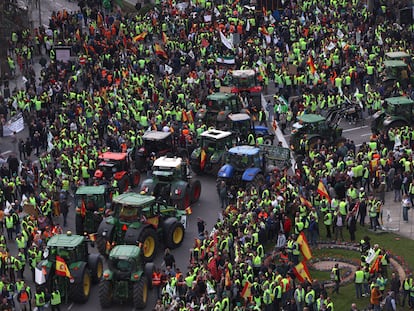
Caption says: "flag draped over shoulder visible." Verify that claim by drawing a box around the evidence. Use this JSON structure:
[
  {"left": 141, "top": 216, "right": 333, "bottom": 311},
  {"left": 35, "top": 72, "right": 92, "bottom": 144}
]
[
  {"left": 56, "top": 256, "right": 71, "bottom": 278},
  {"left": 154, "top": 43, "right": 168, "bottom": 59},
  {"left": 307, "top": 55, "right": 316, "bottom": 74},
  {"left": 80, "top": 200, "right": 86, "bottom": 218},
  {"left": 317, "top": 180, "right": 331, "bottom": 202},
  {"left": 200, "top": 149, "right": 207, "bottom": 170},
  {"left": 296, "top": 232, "right": 312, "bottom": 261},
  {"left": 299, "top": 196, "right": 313, "bottom": 209},
  {"left": 241, "top": 281, "right": 252, "bottom": 298},
  {"left": 293, "top": 261, "right": 312, "bottom": 283}
]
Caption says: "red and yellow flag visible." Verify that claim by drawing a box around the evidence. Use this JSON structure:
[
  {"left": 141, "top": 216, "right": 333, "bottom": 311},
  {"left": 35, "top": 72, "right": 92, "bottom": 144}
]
[
  {"left": 55, "top": 256, "right": 71, "bottom": 278},
  {"left": 296, "top": 232, "right": 312, "bottom": 261},
  {"left": 162, "top": 32, "right": 168, "bottom": 44},
  {"left": 307, "top": 55, "right": 316, "bottom": 75},
  {"left": 299, "top": 196, "right": 313, "bottom": 209},
  {"left": 293, "top": 261, "right": 312, "bottom": 283},
  {"left": 200, "top": 149, "right": 207, "bottom": 170},
  {"left": 80, "top": 200, "right": 86, "bottom": 218},
  {"left": 133, "top": 32, "right": 147, "bottom": 42},
  {"left": 241, "top": 281, "right": 252, "bottom": 298},
  {"left": 317, "top": 180, "right": 331, "bottom": 203},
  {"left": 185, "top": 206, "right": 192, "bottom": 215},
  {"left": 154, "top": 43, "right": 168, "bottom": 59}
]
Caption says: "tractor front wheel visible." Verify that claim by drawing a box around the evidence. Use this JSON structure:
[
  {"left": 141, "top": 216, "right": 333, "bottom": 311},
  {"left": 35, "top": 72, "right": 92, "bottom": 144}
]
[
  {"left": 99, "top": 281, "right": 113, "bottom": 308},
  {"left": 69, "top": 265, "right": 91, "bottom": 303},
  {"left": 88, "top": 254, "right": 103, "bottom": 284},
  {"left": 139, "top": 228, "right": 157, "bottom": 262},
  {"left": 165, "top": 221, "right": 185, "bottom": 249},
  {"left": 96, "top": 235, "right": 108, "bottom": 257},
  {"left": 133, "top": 277, "right": 148, "bottom": 310}
]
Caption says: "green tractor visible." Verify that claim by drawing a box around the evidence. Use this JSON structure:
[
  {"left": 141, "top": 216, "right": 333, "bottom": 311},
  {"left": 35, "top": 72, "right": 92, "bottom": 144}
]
[
  {"left": 140, "top": 156, "right": 202, "bottom": 210},
  {"left": 99, "top": 245, "right": 154, "bottom": 309},
  {"left": 96, "top": 193, "right": 187, "bottom": 262},
  {"left": 190, "top": 129, "right": 234, "bottom": 175},
  {"left": 75, "top": 185, "right": 110, "bottom": 235},
  {"left": 371, "top": 96, "right": 414, "bottom": 134},
  {"left": 35, "top": 232, "right": 103, "bottom": 303},
  {"left": 382, "top": 52, "right": 414, "bottom": 96}
]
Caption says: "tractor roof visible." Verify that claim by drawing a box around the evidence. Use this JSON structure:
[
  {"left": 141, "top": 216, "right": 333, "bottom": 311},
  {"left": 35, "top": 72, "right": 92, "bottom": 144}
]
[
  {"left": 297, "top": 114, "right": 326, "bottom": 123},
  {"left": 112, "top": 193, "right": 156, "bottom": 207},
  {"left": 385, "top": 51, "right": 410, "bottom": 59},
  {"left": 384, "top": 60, "right": 407, "bottom": 68},
  {"left": 228, "top": 113, "right": 251, "bottom": 122},
  {"left": 200, "top": 129, "right": 233, "bottom": 140},
  {"left": 206, "top": 92, "right": 237, "bottom": 101},
  {"left": 153, "top": 156, "right": 182, "bottom": 168},
  {"left": 75, "top": 185, "right": 106, "bottom": 195},
  {"left": 231, "top": 69, "right": 256, "bottom": 78},
  {"left": 385, "top": 96, "right": 414, "bottom": 105},
  {"left": 98, "top": 152, "right": 127, "bottom": 161},
  {"left": 109, "top": 245, "right": 141, "bottom": 260},
  {"left": 142, "top": 130, "right": 171, "bottom": 141},
  {"left": 228, "top": 145, "right": 260, "bottom": 156},
  {"left": 47, "top": 233, "right": 85, "bottom": 248}
]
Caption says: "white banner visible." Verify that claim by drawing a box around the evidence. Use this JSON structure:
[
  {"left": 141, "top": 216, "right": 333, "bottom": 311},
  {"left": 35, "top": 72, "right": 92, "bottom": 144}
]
[
  {"left": 220, "top": 31, "right": 234, "bottom": 50},
  {"left": 3, "top": 113, "right": 24, "bottom": 136}
]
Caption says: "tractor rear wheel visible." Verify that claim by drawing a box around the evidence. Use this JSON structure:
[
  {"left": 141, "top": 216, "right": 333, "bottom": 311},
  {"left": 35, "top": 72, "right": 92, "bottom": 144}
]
[
  {"left": 144, "top": 262, "right": 155, "bottom": 289},
  {"left": 176, "top": 188, "right": 190, "bottom": 210},
  {"left": 75, "top": 214, "right": 84, "bottom": 235},
  {"left": 88, "top": 254, "right": 103, "bottom": 284},
  {"left": 99, "top": 281, "right": 113, "bottom": 308},
  {"left": 191, "top": 180, "right": 201, "bottom": 204},
  {"left": 165, "top": 221, "right": 185, "bottom": 249},
  {"left": 131, "top": 170, "right": 141, "bottom": 187},
  {"left": 139, "top": 228, "right": 157, "bottom": 262},
  {"left": 69, "top": 265, "right": 91, "bottom": 303},
  {"left": 133, "top": 277, "right": 148, "bottom": 309},
  {"left": 118, "top": 176, "right": 129, "bottom": 193}
]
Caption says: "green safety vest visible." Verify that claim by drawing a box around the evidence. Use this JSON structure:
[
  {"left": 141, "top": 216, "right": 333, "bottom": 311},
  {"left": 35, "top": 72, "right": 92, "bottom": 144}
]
[
  {"left": 355, "top": 270, "right": 364, "bottom": 283},
  {"left": 35, "top": 292, "right": 45, "bottom": 306},
  {"left": 5, "top": 216, "right": 14, "bottom": 229},
  {"left": 51, "top": 290, "right": 61, "bottom": 305}
]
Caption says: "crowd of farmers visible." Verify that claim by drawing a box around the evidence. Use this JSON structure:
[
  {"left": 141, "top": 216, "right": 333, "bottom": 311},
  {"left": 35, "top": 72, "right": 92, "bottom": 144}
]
[{"left": 0, "top": 0, "right": 413, "bottom": 310}]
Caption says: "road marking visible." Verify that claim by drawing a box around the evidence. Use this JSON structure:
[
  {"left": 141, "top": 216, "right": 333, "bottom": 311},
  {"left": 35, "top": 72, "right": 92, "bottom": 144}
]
[
  {"left": 360, "top": 133, "right": 371, "bottom": 137},
  {"left": 342, "top": 125, "right": 368, "bottom": 133},
  {"left": 67, "top": 303, "right": 74, "bottom": 310},
  {"left": 355, "top": 143, "right": 362, "bottom": 147}
]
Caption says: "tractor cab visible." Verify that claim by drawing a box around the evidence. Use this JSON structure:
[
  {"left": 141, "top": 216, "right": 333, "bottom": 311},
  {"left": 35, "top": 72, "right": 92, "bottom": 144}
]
[
  {"left": 231, "top": 69, "right": 262, "bottom": 94},
  {"left": 111, "top": 194, "right": 155, "bottom": 223},
  {"left": 108, "top": 245, "right": 142, "bottom": 275},
  {"left": 95, "top": 152, "right": 128, "bottom": 181},
  {"left": 196, "top": 93, "right": 242, "bottom": 127},
  {"left": 152, "top": 157, "right": 186, "bottom": 182},
  {"left": 225, "top": 145, "right": 262, "bottom": 171}
]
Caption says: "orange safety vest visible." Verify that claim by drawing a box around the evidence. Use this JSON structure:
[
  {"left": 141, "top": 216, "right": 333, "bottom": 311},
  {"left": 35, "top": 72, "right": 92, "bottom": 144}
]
[
  {"left": 152, "top": 272, "right": 161, "bottom": 286},
  {"left": 19, "top": 291, "right": 29, "bottom": 303}
]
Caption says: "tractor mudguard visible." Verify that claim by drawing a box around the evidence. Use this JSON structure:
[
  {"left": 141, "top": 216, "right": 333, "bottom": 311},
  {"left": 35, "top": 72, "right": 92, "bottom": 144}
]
[
  {"left": 162, "top": 217, "right": 179, "bottom": 231},
  {"left": 170, "top": 181, "right": 189, "bottom": 200},
  {"left": 102, "top": 269, "right": 114, "bottom": 281},
  {"left": 114, "top": 171, "right": 127, "bottom": 180},
  {"left": 97, "top": 222, "right": 114, "bottom": 240},
  {"left": 124, "top": 225, "right": 148, "bottom": 245},
  {"left": 217, "top": 164, "right": 234, "bottom": 179},
  {"left": 242, "top": 167, "right": 262, "bottom": 182},
  {"left": 140, "top": 179, "right": 156, "bottom": 195},
  {"left": 70, "top": 262, "right": 88, "bottom": 281},
  {"left": 254, "top": 125, "right": 269, "bottom": 135}
]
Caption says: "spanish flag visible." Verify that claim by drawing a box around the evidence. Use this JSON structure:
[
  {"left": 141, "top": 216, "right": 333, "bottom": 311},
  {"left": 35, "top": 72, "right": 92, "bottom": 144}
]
[
  {"left": 241, "top": 281, "right": 252, "bottom": 298},
  {"left": 369, "top": 256, "right": 381, "bottom": 274},
  {"left": 296, "top": 232, "right": 312, "bottom": 261},
  {"left": 154, "top": 43, "right": 168, "bottom": 59},
  {"left": 293, "top": 261, "right": 312, "bottom": 283},
  {"left": 200, "top": 149, "right": 207, "bottom": 170},
  {"left": 299, "top": 196, "right": 313, "bottom": 209},
  {"left": 56, "top": 256, "right": 71, "bottom": 278},
  {"left": 317, "top": 180, "right": 331, "bottom": 203},
  {"left": 133, "top": 32, "right": 147, "bottom": 42},
  {"left": 80, "top": 200, "right": 86, "bottom": 218},
  {"left": 162, "top": 32, "right": 168, "bottom": 44},
  {"left": 307, "top": 55, "right": 316, "bottom": 75}
]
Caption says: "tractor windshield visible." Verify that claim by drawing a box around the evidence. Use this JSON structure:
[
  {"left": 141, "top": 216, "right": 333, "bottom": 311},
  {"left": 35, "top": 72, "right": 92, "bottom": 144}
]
[
  {"left": 76, "top": 195, "right": 104, "bottom": 211},
  {"left": 116, "top": 203, "right": 139, "bottom": 222},
  {"left": 144, "top": 139, "right": 173, "bottom": 154},
  {"left": 228, "top": 153, "right": 253, "bottom": 170}
]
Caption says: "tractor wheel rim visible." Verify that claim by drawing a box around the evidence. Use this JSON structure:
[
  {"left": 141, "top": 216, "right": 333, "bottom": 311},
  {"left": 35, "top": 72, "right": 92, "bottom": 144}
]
[
  {"left": 143, "top": 236, "right": 155, "bottom": 258},
  {"left": 83, "top": 272, "right": 91, "bottom": 296},
  {"left": 173, "top": 227, "right": 183, "bottom": 244},
  {"left": 97, "top": 261, "right": 103, "bottom": 279}
]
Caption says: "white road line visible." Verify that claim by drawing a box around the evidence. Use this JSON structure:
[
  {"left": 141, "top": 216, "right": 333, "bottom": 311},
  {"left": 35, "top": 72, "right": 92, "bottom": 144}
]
[
  {"left": 342, "top": 125, "right": 369, "bottom": 133},
  {"left": 360, "top": 133, "right": 371, "bottom": 137},
  {"left": 67, "top": 303, "right": 74, "bottom": 310}
]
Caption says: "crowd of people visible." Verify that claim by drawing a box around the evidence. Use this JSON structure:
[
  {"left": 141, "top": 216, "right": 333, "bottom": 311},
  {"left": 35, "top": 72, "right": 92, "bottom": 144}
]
[{"left": 0, "top": 0, "right": 413, "bottom": 310}]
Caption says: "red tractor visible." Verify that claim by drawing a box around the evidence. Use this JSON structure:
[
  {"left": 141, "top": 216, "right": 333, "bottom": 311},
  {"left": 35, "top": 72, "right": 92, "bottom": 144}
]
[{"left": 94, "top": 152, "right": 141, "bottom": 193}]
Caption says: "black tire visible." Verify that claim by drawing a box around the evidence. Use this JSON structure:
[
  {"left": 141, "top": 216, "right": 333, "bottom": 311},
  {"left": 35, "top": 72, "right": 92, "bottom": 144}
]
[
  {"left": 248, "top": 174, "right": 265, "bottom": 189},
  {"left": 75, "top": 214, "right": 84, "bottom": 235},
  {"left": 264, "top": 137, "right": 273, "bottom": 145},
  {"left": 88, "top": 253, "right": 103, "bottom": 284},
  {"left": 93, "top": 214, "right": 103, "bottom": 233},
  {"left": 96, "top": 235, "right": 108, "bottom": 257},
  {"left": 69, "top": 264, "right": 91, "bottom": 303},
  {"left": 191, "top": 163, "right": 203, "bottom": 175},
  {"left": 165, "top": 221, "right": 185, "bottom": 249},
  {"left": 177, "top": 188, "right": 190, "bottom": 210},
  {"left": 131, "top": 170, "right": 141, "bottom": 187},
  {"left": 118, "top": 176, "right": 129, "bottom": 194},
  {"left": 133, "top": 277, "right": 148, "bottom": 310},
  {"left": 99, "top": 280, "right": 113, "bottom": 308},
  {"left": 138, "top": 228, "right": 158, "bottom": 262},
  {"left": 191, "top": 180, "right": 201, "bottom": 204},
  {"left": 144, "top": 262, "right": 155, "bottom": 289}
]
